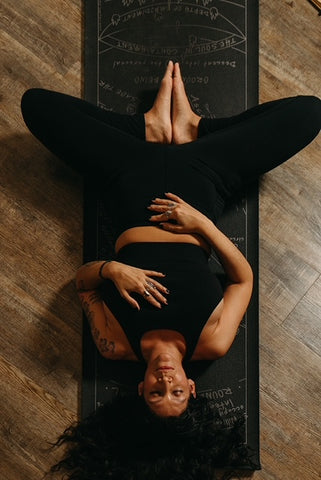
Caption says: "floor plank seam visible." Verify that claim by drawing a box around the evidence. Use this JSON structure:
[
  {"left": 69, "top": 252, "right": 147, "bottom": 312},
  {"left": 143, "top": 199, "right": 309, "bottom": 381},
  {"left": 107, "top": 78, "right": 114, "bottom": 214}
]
[{"left": 280, "top": 271, "right": 321, "bottom": 327}]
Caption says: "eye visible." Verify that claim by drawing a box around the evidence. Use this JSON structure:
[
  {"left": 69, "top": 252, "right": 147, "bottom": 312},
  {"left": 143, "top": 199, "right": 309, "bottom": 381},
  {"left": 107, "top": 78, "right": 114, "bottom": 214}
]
[
  {"left": 150, "top": 391, "right": 161, "bottom": 396},
  {"left": 173, "top": 390, "right": 183, "bottom": 396}
]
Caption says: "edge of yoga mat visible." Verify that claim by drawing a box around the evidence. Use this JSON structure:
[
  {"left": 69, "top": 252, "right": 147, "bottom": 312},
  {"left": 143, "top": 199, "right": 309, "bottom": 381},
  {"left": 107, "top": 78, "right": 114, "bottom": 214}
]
[{"left": 82, "top": 0, "right": 261, "bottom": 470}]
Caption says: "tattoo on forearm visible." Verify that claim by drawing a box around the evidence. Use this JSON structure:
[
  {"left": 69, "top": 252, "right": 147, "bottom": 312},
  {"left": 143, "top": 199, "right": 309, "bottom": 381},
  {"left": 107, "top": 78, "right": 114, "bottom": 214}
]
[
  {"left": 80, "top": 299, "right": 94, "bottom": 325},
  {"left": 88, "top": 291, "right": 101, "bottom": 304},
  {"left": 91, "top": 326, "right": 115, "bottom": 353},
  {"left": 79, "top": 293, "right": 101, "bottom": 316},
  {"left": 92, "top": 326, "right": 100, "bottom": 342},
  {"left": 79, "top": 294, "right": 115, "bottom": 355}
]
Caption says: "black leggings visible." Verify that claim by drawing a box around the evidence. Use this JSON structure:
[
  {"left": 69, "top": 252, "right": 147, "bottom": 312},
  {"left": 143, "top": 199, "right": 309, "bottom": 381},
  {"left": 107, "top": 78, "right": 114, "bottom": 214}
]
[{"left": 21, "top": 89, "right": 321, "bottom": 239}]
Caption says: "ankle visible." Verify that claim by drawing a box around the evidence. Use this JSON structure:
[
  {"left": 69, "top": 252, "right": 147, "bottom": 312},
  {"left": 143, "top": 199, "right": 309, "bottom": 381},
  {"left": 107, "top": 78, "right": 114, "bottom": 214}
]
[
  {"left": 144, "top": 111, "right": 172, "bottom": 143},
  {"left": 172, "top": 114, "right": 201, "bottom": 144}
]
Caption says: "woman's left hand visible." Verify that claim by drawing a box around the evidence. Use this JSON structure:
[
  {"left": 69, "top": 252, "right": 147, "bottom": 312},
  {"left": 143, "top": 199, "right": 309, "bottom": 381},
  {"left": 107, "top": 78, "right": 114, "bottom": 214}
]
[
  {"left": 106, "top": 261, "right": 169, "bottom": 311},
  {"left": 148, "top": 192, "right": 211, "bottom": 234}
]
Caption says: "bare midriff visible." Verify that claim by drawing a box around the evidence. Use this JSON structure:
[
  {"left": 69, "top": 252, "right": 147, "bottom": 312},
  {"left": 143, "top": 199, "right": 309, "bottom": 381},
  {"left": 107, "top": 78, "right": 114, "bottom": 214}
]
[{"left": 115, "top": 226, "right": 210, "bottom": 254}]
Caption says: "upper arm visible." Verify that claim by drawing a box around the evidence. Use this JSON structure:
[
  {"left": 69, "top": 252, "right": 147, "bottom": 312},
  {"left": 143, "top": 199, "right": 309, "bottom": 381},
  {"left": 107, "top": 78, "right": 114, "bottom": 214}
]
[
  {"left": 213, "top": 280, "right": 253, "bottom": 357},
  {"left": 77, "top": 288, "right": 117, "bottom": 359}
]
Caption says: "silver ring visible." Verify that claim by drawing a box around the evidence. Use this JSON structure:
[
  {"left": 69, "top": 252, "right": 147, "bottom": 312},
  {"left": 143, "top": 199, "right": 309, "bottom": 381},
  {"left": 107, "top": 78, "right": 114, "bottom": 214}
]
[
  {"left": 165, "top": 209, "right": 172, "bottom": 218},
  {"left": 144, "top": 289, "right": 150, "bottom": 297},
  {"left": 168, "top": 202, "right": 175, "bottom": 207},
  {"left": 147, "top": 281, "right": 156, "bottom": 289}
]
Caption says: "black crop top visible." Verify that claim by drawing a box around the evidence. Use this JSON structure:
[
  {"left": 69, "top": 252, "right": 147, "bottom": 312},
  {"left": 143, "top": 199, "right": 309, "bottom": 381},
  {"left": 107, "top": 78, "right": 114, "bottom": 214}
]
[{"left": 99, "top": 242, "right": 223, "bottom": 362}]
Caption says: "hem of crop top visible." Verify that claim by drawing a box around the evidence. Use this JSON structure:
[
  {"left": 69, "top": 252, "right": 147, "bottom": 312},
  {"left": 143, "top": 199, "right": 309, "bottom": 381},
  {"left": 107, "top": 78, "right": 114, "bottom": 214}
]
[{"left": 115, "top": 225, "right": 211, "bottom": 254}]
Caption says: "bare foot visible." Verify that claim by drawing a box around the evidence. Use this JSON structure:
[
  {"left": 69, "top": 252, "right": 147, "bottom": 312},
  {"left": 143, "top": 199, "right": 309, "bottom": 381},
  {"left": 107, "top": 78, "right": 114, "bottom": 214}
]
[
  {"left": 172, "top": 62, "right": 201, "bottom": 144},
  {"left": 144, "top": 61, "right": 173, "bottom": 143}
]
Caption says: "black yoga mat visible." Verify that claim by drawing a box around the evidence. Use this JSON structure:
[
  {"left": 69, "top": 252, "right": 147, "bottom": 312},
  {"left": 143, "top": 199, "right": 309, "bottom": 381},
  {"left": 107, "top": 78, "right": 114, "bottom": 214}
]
[{"left": 82, "top": 0, "right": 260, "bottom": 470}]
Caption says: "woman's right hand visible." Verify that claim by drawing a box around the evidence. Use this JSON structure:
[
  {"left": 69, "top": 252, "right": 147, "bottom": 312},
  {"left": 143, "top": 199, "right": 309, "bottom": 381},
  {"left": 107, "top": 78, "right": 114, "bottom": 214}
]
[
  {"left": 104, "top": 261, "right": 169, "bottom": 310},
  {"left": 148, "top": 192, "right": 211, "bottom": 234}
]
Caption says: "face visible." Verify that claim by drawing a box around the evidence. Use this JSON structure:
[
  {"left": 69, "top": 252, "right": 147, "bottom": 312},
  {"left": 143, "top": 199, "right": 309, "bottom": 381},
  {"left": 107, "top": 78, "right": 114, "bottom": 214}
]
[{"left": 138, "top": 353, "right": 196, "bottom": 417}]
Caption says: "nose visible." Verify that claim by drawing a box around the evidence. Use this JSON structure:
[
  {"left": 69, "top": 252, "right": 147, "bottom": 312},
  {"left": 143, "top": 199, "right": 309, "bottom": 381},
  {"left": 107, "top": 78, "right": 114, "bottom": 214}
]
[{"left": 157, "top": 373, "right": 173, "bottom": 383}]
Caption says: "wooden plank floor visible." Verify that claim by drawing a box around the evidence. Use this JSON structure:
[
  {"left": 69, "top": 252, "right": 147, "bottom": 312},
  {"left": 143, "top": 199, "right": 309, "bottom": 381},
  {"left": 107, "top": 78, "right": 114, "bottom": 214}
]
[{"left": 0, "top": 1, "right": 320, "bottom": 478}]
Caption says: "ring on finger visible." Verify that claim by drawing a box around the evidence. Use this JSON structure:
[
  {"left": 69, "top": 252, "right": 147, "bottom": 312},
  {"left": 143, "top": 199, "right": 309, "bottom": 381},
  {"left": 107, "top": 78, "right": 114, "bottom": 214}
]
[
  {"left": 143, "top": 289, "right": 150, "bottom": 297},
  {"left": 147, "top": 281, "right": 156, "bottom": 289},
  {"left": 165, "top": 209, "right": 172, "bottom": 218}
]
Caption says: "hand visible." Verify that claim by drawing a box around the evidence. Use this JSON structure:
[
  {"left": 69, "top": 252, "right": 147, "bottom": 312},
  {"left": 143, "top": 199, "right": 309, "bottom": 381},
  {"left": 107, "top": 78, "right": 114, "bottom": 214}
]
[
  {"left": 148, "top": 192, "right": 211, "bottom": 234},
  {"left": 106, "top": 261, "right": 169, "bottom": 310}
]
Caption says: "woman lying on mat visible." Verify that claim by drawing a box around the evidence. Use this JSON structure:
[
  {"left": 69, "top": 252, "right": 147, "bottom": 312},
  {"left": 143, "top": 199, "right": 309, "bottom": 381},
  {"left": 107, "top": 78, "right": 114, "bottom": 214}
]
[{"left": 21, "top": 61, "right": 321, "bottom": 479}]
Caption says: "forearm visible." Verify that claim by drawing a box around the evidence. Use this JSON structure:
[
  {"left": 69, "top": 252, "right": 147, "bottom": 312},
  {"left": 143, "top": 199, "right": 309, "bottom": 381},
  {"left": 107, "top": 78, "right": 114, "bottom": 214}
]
[
  {"left": 76, "top": 260, "right": 114, "bottom": 290},
  {"left": 197, "top": 218, "right": 253, "bottom": 285}
]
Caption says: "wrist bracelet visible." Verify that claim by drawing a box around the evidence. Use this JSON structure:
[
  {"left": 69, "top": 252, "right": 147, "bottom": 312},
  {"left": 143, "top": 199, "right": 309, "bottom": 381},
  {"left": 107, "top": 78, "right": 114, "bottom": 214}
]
[{"left": 99, "top": 260, "right": 111, "bottom": 280}]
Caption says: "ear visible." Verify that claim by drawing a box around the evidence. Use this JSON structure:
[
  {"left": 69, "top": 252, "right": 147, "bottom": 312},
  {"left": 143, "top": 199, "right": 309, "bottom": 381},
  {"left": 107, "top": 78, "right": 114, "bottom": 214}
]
[
  {"left": 188, "top": 379, "right": 197, "bottom": 398},
  {"left": 138, "top": 381, "right": 144, "bottom": 396}
]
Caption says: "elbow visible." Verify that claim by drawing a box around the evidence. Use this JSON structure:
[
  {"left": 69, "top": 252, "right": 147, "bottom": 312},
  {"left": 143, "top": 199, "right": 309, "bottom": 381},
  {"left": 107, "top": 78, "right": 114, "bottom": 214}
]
[
  {"left": 248, "top": 272, "right": 254, "bottom": 297},
  {"left": 75, "top": 268, "right": 87, "bottom": 291},
  {"left": 243, "top": 265, "right": 254, "bottom": 297},
  {"left": 231, "top": 262, "right": 253, "bottom": 289},
  {"left": 245, "top": 262, "right": 254, "bottom": 285},
  {"left": 212, "top": 340, "right": 232, "bottom": 359}
]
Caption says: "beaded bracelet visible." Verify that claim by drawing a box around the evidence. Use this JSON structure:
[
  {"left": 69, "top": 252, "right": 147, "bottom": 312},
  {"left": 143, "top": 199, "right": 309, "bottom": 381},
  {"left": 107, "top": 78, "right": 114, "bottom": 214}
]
[{"left": 98, "top": 260, "right": 112, "bottom": 280}]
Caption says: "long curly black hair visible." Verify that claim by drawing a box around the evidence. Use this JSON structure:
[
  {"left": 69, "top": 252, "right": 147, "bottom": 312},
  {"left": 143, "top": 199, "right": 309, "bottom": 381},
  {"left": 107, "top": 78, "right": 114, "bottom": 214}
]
[{"left": 47, "top": 394, "right": 255, "bottom": 480}]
